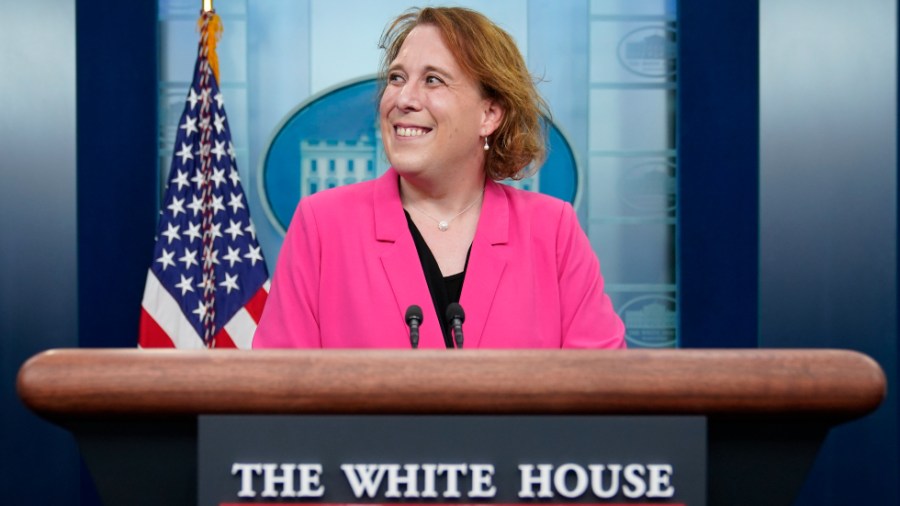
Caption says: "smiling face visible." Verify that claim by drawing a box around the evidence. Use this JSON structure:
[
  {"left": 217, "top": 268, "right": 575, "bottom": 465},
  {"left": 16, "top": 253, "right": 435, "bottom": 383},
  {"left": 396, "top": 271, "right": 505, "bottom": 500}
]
[{"left": 379, "top": 24, "right": 502, "bottom": 186}]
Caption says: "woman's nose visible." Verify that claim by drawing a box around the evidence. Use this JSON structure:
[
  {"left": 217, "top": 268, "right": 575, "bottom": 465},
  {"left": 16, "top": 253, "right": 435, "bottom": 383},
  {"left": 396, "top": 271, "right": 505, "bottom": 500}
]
[{"left": 396, "top": 81, "right": 422, "bottom": 111}]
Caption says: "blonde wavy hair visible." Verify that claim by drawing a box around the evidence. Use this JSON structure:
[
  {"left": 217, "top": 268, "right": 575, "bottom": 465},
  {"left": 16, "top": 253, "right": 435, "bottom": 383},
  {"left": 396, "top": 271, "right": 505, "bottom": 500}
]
[{"left": 378, "top": 7, "right": 550, "bottom": 181}]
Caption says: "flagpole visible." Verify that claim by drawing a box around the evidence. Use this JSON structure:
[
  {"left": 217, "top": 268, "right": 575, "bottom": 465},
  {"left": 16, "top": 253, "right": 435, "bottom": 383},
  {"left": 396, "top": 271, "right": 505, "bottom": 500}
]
[{"left": 203, "top": 0, "right": 213, "bottom": 13}]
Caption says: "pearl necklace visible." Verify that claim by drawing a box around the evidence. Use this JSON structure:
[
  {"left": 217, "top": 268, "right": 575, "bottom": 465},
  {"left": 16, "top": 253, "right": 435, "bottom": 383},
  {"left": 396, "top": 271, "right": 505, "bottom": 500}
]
[{"left": 406, "top": 190, "right": 483, "bottom": 232}]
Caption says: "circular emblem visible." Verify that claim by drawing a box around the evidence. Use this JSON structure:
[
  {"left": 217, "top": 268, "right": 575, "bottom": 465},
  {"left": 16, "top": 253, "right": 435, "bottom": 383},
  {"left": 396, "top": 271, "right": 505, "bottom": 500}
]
[
  {"left": 259, "top": 77, "right": 581, "bottom": 235},
  {"left": 616, "top": 26, "right": 677, "bottom": 78},
  {"left": 619, "top": 160, "right": 676, "bottom": 215},
  {"left": 619, "top": 294, "right": 676, "bottom": 348}
]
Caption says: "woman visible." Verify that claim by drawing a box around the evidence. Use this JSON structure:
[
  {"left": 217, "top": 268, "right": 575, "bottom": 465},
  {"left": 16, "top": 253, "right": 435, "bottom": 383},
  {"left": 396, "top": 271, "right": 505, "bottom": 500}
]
[{"left": 253, "top": 7, "right": 625, "bottom": 349}]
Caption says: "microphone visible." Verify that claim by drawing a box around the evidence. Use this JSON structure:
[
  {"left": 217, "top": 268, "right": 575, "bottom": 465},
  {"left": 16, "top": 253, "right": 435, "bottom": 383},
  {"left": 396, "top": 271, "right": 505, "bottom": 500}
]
[
  {"left": 405, "top": 305, "right": 423, "bottom": 349},
  {"left": 445, "top": 303, "right": 465, "bottom": 349}
]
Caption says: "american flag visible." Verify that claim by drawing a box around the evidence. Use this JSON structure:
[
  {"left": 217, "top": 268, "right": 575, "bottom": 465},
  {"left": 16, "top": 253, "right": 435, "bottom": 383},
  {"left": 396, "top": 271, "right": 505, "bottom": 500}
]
[{"left": 139, "top": 11, "right": 269, "bottom": 349}]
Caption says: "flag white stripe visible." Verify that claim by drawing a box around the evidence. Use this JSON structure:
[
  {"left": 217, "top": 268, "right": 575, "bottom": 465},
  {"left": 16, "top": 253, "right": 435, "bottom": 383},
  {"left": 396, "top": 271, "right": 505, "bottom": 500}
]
[
  {"left": 141, "top": 270, "right": 206, "bottom": 349},
  {"left": 224, "top": 307, "right": 257, "bottom": 349}
]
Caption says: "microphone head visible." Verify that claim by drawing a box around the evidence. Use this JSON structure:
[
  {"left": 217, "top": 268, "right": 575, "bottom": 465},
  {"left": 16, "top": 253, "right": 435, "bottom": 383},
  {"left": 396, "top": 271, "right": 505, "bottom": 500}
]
[
  {"left": 445, "top": 302, "right": 465, "bottom": 323},
  {"left": 405, "top": 305, "right": 423, "bottom": 324}
]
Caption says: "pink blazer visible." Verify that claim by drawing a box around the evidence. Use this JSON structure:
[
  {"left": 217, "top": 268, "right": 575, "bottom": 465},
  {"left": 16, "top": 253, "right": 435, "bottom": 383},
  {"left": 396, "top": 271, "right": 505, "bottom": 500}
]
[{"left": 253, "top": 169, "right": 625, "bottom": 349}]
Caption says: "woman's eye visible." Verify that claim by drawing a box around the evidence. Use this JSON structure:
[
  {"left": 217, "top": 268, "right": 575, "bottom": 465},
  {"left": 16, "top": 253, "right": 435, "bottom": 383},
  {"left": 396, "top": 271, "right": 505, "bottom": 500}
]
[
  {"left": 388, "top": 73, "right": 405, "bottom": 83},
  {"left": 425, "top": 75, "right": 443, "bottom": 85}
]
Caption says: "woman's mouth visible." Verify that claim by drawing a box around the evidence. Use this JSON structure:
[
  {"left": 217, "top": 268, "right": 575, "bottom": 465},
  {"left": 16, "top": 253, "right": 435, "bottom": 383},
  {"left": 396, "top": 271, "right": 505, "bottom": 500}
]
[{"left": 396, "top": 126, "right": 431, "bottom": 137}]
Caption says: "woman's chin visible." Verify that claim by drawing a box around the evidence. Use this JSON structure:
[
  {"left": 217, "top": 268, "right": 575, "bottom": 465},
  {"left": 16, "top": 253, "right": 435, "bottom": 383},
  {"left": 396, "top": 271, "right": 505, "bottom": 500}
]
[{"left": 389, "top": 159, "right": 428, "bottom": 178}]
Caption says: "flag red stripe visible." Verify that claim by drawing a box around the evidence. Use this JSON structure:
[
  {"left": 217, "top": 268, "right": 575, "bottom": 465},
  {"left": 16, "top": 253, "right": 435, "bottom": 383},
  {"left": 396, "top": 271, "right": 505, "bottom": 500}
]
[
  {"left": 244, "top": 286, "right": 269, "bottom": 323},
  {"left": 214, "top": 327, "right": 238, "bottom": 348},
  {"left": 138, "top": 308, "right": 176, "bottom": 348}
]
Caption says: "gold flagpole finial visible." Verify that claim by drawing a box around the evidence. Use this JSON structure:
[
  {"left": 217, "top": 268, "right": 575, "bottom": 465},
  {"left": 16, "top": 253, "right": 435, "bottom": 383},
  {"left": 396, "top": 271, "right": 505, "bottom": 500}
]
[{"left": 203, "top": 0, "right": 214, "bottom": 13}]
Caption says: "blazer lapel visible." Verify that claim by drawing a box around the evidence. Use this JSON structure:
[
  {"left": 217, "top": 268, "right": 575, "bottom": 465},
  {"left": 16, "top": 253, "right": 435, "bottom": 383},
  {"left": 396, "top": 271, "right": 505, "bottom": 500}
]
[
  {"left": 459, "top": 180, "right": 509, "bottom": 348},
  {"left": 374, "top": 169, "right": 444, "bottom": 348}
]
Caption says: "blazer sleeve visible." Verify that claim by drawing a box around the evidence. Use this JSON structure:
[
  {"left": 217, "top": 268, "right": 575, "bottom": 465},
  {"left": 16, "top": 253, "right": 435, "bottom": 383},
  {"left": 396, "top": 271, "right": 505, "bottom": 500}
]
[
  {"left": 252, "top": 199, "right": 323, "bottom": 348},
  {"left": 555, "top": 202, "right": 626, "bottom": 349}
]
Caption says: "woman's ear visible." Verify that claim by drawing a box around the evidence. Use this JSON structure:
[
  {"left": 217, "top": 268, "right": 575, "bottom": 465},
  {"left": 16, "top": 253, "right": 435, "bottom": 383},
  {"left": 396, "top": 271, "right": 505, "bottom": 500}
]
[{"left": 480, "top": 99, "right": 504, "bottom": 137}]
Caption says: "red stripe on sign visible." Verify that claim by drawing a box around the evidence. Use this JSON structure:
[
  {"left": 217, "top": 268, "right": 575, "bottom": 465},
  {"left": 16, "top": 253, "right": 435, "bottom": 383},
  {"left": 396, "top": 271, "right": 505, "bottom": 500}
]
[
  {"left": 138, "top": 308, "right": 175, "bottom": 348},
  {"left": 244, "top": 286, "right": 269, "bottom": 323}
]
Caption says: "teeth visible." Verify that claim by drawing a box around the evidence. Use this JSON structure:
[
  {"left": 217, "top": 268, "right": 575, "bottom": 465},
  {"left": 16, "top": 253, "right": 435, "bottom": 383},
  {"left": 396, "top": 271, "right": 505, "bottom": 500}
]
[{"left": 397, "top": 127, "right": 427, "bottom": 137}]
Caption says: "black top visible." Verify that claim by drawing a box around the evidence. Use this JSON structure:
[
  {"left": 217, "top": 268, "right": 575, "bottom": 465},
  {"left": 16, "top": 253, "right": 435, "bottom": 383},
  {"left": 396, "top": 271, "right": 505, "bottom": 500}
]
[{"left": 404, "top": 211, "right": 471, "bottom": 348}]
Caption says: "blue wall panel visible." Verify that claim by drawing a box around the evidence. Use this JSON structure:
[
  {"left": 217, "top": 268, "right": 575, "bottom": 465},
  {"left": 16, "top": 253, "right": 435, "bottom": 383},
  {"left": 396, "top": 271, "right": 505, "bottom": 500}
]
[
  {"left": 0, "top": 0, "right": 80, "bottom": 503},
  {"left": 759, "top": 0, "right": 898, "bottom": 503},
  {"left": 678, "top": 3, "right": 759, "bottom": 348},
  {"left": 76, "top": 0, "right": 159, "bottom": 349}
]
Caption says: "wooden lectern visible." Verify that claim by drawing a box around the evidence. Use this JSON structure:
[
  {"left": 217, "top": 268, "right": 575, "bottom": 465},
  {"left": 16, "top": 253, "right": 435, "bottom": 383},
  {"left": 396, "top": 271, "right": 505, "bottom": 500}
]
[{"left": 18, "top": 349, "right": 885, "bottom": 506}]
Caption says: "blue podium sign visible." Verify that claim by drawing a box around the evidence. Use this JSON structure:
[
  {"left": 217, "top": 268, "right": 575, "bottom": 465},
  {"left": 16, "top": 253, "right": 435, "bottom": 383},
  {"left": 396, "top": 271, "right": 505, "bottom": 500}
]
[{"left": 199, "top": 415, "right": 705, "bottom": 506}]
